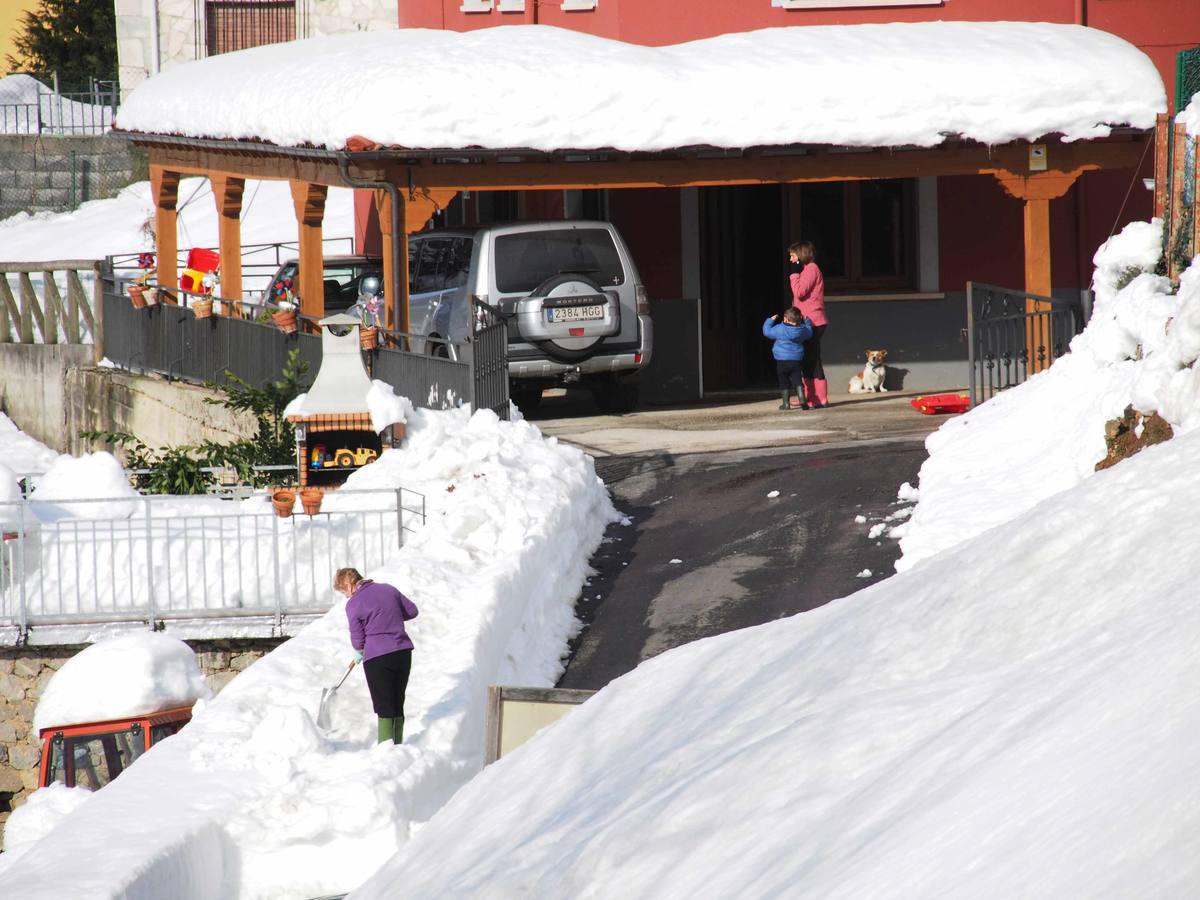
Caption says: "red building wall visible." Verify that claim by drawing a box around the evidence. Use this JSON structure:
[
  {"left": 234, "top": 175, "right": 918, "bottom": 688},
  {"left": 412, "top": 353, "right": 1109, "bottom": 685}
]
[{"left": 397, "top": 0, "right": 1199, "bottom": 111}]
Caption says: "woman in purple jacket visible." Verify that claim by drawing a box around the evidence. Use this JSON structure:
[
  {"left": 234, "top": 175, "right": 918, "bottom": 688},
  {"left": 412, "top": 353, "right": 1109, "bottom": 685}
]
[{"left": 335, "top": 567, "right": 419, "bottom": 744}]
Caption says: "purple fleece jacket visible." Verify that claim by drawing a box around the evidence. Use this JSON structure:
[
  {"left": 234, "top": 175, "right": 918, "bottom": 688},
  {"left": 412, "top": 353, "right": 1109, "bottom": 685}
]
[{"left": 346, "top": 579, "right": 419, "bottom": 661}]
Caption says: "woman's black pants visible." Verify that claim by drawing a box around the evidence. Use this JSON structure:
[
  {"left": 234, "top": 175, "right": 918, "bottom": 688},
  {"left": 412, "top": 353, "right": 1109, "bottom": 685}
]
[{"left": 363, "top": 649, "right": 412, "bottom": 719}]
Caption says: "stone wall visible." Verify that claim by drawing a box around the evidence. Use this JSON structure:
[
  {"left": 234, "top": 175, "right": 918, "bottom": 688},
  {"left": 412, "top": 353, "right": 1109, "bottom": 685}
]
[
  {"left": 0, "top": 134, "right": 147, "bottom": 221},
  {"left": 0, "top": 637, "right": 286, "bottom": 832},
  {"left": 0, "top": 354, "right": 258, "bottom": 459}
]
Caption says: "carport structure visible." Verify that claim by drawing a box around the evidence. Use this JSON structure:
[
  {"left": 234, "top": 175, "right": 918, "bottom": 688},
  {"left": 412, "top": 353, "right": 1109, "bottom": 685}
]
[{"left": 115, "top": 23, "right": 1164, "bottom": 368}]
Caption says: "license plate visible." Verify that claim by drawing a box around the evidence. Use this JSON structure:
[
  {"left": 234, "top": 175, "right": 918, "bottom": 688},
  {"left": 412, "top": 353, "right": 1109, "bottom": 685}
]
[{"left": 547, "top": 304, "right": 604, "bottom": 323}]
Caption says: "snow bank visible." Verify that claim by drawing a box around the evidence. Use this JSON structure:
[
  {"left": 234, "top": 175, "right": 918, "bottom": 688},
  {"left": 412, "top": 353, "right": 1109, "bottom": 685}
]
[
  {"left": 350, "top": 385, "right": 1200, "bottom": 900},
  {"left": 28, "top": 451, "right": 140, "bottom": 520},
  {"left": 0, "top": 412, "right": 59, "bottom": 475},
  {"left": 33, "top": 633, "right": 211, "bottom": 732},
  {"left": 116, "top": 23, "right": 1164, "bottom": 153},
  {"left": 1, "top": 407, "right": 616, "bottom": 899},
  {"left": 896, "top": 218, "right": 1196, "bottom": 570},
  {"left": 1179, "top": 92, "right": 1200, "bottom": 137},
  {"left": 366, "top": 380, "right": 413, "bottom": 433},
  {"left": 0, "top": 462, "right": 21, "bottom": 505},
  {"left": 2, "top": 784, "right": 93, "bottom": 854},
  {"left": 0, "top": 177, "right": 355, "bottom": 285}
]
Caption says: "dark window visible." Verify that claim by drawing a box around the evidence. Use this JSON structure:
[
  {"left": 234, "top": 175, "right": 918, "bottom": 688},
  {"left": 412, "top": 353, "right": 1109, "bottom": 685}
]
[
  {"left": 150, "top": 723, "right": 184, "bottom": 744},
  {"left": 206, "top": 1, "right": 296, "bottom": 57},
  {"left": 797, "top": 179, "right": 916, "bottom": 292},
  {"left": 413, "top": 239, "right": 453, "bottom": 293},
  {"left": 494, "top": 229, "right": 624, "bottom": 294},
  {"left": 443, "top": 238, "right": 472, "bottom": 289},
  {"left": 46, "top": 729, "right": 145, "bottom": 790}
]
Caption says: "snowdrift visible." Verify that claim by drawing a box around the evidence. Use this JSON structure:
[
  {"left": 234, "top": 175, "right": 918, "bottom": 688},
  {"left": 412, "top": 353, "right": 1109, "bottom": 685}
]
[
  {"left": 0, "top": 408, "right": 617, "bottom": 899},
  {"left": 347, "top": 238, "right": 1200, "bottom": 897},
  {"left": 115, "top": 23, "right": 1164, "bottom": 153}
]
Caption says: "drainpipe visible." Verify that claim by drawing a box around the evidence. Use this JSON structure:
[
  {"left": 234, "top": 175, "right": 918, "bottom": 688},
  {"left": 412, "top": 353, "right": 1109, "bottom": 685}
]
[
  {"left": 1074, "top": 0, "right": 1086, "bottom": 25},
  {"left": 150, "top": 0, "right": 161, "bottom": 75},
  {"left": 336, "top": 154, "right": 403, "bottom": 337}
]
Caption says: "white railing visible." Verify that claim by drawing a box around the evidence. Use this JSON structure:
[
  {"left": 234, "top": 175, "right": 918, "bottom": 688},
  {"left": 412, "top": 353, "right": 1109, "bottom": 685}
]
[{"left": 0, "top": 488, "right": 424, "bottom": 639}]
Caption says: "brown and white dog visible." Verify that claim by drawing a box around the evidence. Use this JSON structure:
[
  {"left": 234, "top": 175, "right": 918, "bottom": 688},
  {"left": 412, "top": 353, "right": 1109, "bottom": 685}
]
[{"left": 848, "top": 350, "right": 889, "bottom": 393}]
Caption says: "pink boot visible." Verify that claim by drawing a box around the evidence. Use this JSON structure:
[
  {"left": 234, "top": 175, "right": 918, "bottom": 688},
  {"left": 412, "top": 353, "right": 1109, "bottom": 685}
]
[
  {"left": 801, "top": 378, "right": 816, "bottom": 409},
  {"left": 813, "top": 378, "right": 829, "bottom": 408}
]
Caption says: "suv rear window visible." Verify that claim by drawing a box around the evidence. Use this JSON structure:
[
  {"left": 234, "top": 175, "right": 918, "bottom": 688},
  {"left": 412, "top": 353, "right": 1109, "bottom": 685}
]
[{"left": 494, "top": 229, "right": 624, "bottom": 294}]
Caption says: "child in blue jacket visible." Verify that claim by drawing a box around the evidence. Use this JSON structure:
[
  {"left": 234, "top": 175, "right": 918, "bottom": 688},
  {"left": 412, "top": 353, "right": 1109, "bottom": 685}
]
[{"left": 763, "top": 308, "right": 815, "bottom": 410}]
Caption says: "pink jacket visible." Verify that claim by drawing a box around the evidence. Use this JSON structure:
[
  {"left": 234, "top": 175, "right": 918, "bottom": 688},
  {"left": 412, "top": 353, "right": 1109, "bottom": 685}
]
[{"left": 790, "top": 263, "right": 827, "bottom": 327}]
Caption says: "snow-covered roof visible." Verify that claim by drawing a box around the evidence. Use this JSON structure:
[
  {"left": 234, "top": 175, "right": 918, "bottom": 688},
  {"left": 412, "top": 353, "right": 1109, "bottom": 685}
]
[{"left": 115, "top": 23, "right": 1165, "bottom": 155}]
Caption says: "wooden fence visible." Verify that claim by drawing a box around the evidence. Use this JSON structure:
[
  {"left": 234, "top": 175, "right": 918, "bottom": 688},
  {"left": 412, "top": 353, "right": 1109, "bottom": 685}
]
[{"left": 0, "top": 260, "right": 103, "bottom": 360}]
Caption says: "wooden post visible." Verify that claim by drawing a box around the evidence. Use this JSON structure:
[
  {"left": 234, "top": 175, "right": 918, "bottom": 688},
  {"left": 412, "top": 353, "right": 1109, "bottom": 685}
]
[
  {"left": 150, "top": 166, "right": 180, "bottom": 302},
  {"left": 374, "top": 189, "right": 399, "bottom": 335},
  {"left": 1153, "top": 113, "right": 1170, "bottom": 221},
  {"left": 289, "top": 180, "right": 328, "bottom": 326},
  {"left": 994, "top": 165, "right": 1084, "bottom": 375},
  {"left": 211, "top": 173, "right": 245, "bottom": 314}
]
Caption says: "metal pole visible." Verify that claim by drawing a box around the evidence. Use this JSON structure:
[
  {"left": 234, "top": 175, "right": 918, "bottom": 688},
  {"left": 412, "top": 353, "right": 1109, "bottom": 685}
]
[
  {"left": 395, "top": 487, "right": 403, "bottom": 548},
  {"left": 272, "top": 511, "right": 282, "bottom": 631},
  {"left": 144, "top": 498, "right": 156, "bottom": 628},
  {"left": 16, "top": 500, "right": 27, "bottom": 639},
  {"left": 966, "top": 282, "right": 976, "bottom": 407}
]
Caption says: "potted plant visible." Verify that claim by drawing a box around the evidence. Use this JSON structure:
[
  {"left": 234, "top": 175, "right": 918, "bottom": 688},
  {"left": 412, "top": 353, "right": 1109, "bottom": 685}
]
[
  {"left": 192, "top": 296, "right": 214, "bottom": 319},
  {"left": 354, "top": 281, "right": 383, "bottom": 350},
  {"left": 270, "top": 277, "right": 299, "bottom": 333},
  {"left": 128, "top": 252, "right": 156, "bottom": 308},
  {"left": 299, "top": 487, "right": 323, "bottom": 516},
  {"left": 271, "top": 488, "right": 296, "bottom": 518}
]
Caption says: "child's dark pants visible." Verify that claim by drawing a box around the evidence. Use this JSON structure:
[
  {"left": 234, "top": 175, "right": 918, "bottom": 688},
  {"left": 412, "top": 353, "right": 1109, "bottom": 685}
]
[{"left": 776, "top": 360, "right": 804, "bottom": 392}]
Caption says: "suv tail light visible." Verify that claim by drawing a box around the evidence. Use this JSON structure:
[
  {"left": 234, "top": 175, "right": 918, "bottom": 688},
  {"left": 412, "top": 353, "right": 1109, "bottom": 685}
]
[{"left": 635, "top": 283, "right": 650, "bottom": 315}]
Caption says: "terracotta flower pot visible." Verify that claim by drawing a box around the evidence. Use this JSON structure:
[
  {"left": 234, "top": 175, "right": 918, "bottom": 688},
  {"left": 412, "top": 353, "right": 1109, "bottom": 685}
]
[
  {"left": 271, "top": 489, "right": 295, "bottom": 518},
  {"left": 299, "top": 487, "right": 324, "bottom": 516},
  {"left": 192, "top": 298, "right": 214, "bottom": 319},
  {"left": 128, "top": 285, "right": 147, "bottom": 308},
  {"left": 273, "top": 309, "right": 298, "bottom": 334},
  {"left": 360, "top": 326, "right": 379, "bottom": 350}
]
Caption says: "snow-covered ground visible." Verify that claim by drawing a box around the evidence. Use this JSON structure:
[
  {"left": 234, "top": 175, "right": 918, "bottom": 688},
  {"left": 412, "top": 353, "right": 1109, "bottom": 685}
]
[
  {"left": 0, "top": 176, "right": 355, "bottom": 296},
  {"left": 115, "top": 23, "right": 1164, "bottom": 152},
  {"left": 338, "top": 224, "right": 1200, "bottom": 898},
  {"left": 1, "top": 406, "right": 617, "bottom": 898},
  {"left": 0, "top": 413, "right": 59, "bottom": 476},
  {"left": 0, "top": 74, "right": 114, "bottom": 134}
]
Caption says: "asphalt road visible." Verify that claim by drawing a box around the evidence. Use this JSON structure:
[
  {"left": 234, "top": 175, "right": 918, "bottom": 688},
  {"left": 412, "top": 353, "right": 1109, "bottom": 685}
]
[{"left": 557, "top": 438, "right": 928, "bottom": 690}]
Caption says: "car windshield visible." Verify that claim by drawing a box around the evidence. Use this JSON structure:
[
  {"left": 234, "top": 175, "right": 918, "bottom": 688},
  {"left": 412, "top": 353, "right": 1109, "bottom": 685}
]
[{"left": 494, "top": 229, "right": 624, "bottom": 294}]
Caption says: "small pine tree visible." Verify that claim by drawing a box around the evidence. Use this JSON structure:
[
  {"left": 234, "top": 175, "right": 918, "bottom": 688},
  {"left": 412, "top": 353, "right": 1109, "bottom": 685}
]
[{"left": 5, "top": 0, "right": 117, "bottom": 86}]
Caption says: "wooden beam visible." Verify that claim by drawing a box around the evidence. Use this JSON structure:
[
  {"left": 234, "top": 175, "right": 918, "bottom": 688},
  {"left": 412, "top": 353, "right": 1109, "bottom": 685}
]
[
  {"left": 289, "top": 180, "right": 328, "bottom": 325},
  {"left": 139, "top": 137, "right": 1146, "bottom": 196},
  {"left": 210, "top": 173, "right": 245, "bottom": 311},
  {"left": 405, "top": 188, "right": 457, "bottom": 233},
  {"left": 150, "top": 166, "right": 180, "bottom": 302}
]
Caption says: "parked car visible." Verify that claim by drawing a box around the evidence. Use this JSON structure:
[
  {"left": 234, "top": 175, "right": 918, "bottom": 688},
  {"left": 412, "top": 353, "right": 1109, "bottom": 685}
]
[
  {"left": 263, "top": 255, "right": 383, "bottom": 315},
  {"left": 409, "top": 220, "right": 653, "bottom": 413},
  {"left": 38, "top": 706, "right": 193, "bottom": 791},
  {"left": 269, "top": 220, "right": 653, "bottom": 413}
]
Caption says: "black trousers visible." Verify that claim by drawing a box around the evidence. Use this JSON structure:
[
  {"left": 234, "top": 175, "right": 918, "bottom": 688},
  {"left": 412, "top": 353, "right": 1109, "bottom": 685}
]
[
  {"left": 363, "top": 649, "right": 412, "bottom": 719},
  {"left": 801, "top": 325, "right": 827, "bottom": 380},
  {"left": 776, "top": 360, "right": 804, "bottom": 391}
]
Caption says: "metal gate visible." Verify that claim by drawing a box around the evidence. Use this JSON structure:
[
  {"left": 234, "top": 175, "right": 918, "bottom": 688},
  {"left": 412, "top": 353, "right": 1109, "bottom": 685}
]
[
  {"left": 469, "top": 299, "right": 510, "bottom": 420},
  {"left": 966, "top": 282, "right": 1081, "bottom": 406}
]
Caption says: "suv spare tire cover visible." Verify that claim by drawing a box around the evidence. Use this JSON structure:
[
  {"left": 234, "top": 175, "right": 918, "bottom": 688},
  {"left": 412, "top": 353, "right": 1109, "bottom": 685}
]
[{"left": 521, "top": 273, "right": 611, "bottom": 363}]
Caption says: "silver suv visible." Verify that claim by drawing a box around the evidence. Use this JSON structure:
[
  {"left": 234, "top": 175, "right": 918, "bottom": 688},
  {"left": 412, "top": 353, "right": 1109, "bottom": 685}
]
[{"left": 408, "top": 221, "right": 653, "bottom": 413}]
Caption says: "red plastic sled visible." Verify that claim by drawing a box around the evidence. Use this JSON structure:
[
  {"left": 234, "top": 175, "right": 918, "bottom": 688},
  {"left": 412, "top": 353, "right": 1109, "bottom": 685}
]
[{"left": 910, "top": 393, "right": 971, "bottom": 415}]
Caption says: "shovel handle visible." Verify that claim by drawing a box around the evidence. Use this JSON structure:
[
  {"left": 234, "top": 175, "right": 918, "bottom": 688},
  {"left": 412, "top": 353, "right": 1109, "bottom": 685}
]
[{"left": 334, "top": 659, "right": 357, "bottom": 690}]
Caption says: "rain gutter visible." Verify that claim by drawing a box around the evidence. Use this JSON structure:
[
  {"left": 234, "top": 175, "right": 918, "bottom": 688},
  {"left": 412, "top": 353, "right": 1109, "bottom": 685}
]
[{"left": 335, "top": 153, "right": 404, "bottom": 339}]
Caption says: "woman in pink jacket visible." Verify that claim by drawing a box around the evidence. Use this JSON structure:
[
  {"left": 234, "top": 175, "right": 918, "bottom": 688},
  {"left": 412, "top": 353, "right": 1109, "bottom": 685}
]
[{"left": 788, "top": 240, "right": 829, "bottom": 409}]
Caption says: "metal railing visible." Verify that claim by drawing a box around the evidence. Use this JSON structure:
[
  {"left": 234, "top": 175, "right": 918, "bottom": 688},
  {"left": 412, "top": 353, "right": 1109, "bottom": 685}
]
[
  {"left": 0, "top": 261, "right": 102, "bottom": 347},
  {"left": 0, "top": 75, "right": 118, "bottom": 136},
  {"left": 0, "top": 487, "right": 424, "bottom": 640},
  {"left": 966, "top": 282, "right": 1081, "bottom": 406},
  {"left": 108, "top": 236, "right": 358, "bottom": 299},
  {"left": 100, "top": 261, "right": 509, "bottom": 415}
]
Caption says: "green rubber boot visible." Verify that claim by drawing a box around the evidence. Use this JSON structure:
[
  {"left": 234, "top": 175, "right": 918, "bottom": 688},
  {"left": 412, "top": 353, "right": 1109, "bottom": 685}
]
[
  {"left": 377, "top": 716, "right": 395, "bottom": 744},
  {"left": 393, "top": 717, "right": 404, "bottom": 745}
]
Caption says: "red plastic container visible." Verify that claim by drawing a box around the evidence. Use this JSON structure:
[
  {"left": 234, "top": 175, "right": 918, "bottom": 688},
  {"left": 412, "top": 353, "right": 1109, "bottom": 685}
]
[
  {"left": 185, "top": 247, "right": 220, "bottom": 272},
  {"left": 910, "top": 393, "right": 971, "bottom": 415}
]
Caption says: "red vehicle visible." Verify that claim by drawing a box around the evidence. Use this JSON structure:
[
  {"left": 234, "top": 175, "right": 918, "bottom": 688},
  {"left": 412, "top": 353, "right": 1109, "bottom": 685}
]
[{"left": 37, "top": 706, "right": 193, "bottom": 791}]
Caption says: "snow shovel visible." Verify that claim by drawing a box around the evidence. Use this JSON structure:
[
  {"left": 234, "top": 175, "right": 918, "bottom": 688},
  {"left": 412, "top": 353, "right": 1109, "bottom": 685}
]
[{"left": 316, "top": 660, "right": 356, "bottom": 730}]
